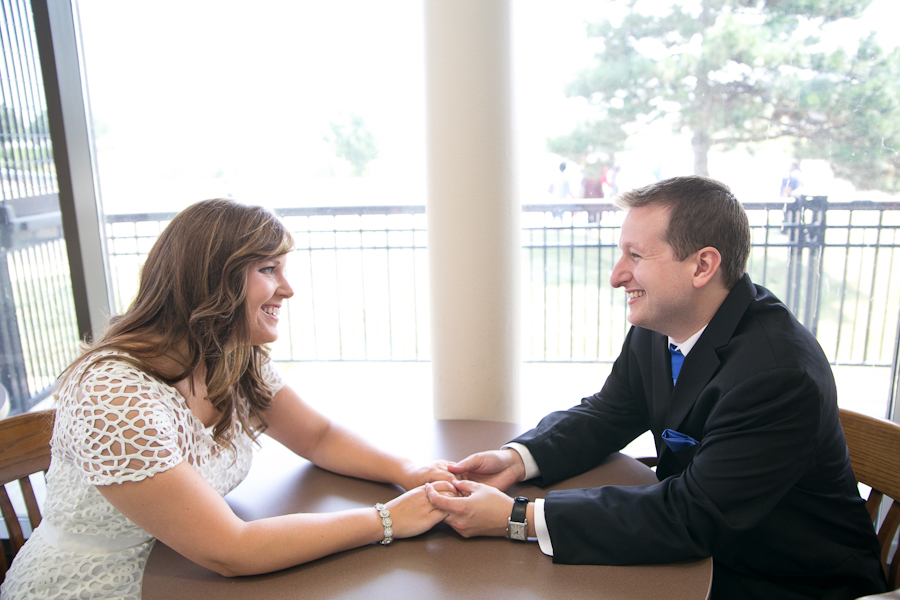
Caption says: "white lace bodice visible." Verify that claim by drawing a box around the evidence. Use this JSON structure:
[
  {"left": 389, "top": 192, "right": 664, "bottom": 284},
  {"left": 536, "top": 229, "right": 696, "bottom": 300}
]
[{"left": 1, "top": 351, "right": 284, "bottom": 600}]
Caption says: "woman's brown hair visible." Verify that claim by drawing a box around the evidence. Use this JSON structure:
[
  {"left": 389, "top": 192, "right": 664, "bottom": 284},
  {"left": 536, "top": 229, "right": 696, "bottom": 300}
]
[{"left": 66, "top": 199, "right": 294, "bottom": 446}]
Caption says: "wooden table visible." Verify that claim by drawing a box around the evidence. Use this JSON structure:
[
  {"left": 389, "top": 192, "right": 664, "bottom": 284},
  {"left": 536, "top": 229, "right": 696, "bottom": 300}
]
[{"left": 142, "top": 420, "right": 712, "bottom": 600}]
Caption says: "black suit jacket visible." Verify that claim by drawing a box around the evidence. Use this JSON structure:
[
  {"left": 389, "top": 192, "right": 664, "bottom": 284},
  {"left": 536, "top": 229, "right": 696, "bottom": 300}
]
[{"left": 513, "top": 275, "right": 887, "bottom": 599}]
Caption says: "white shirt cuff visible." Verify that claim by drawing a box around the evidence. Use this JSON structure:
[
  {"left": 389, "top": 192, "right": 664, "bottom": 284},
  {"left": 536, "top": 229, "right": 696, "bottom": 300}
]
[
  {"left": 503, "top": 442, "right": 541, "bottom": 480},
  {"left": 534, "top": 498, "right": 554, "bottom": 556},
  {"left": 503, "top": 444, "right": 553, "bottom": 555}
]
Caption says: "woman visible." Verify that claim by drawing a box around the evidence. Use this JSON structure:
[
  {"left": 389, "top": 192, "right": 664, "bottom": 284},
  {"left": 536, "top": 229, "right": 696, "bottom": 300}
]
[{"left": 1, "top": 199, "right": 455, "bottom": 599}]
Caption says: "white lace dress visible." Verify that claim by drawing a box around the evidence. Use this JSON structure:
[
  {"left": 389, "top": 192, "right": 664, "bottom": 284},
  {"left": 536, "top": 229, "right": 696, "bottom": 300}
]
[{"left": 1, "top": 350, "right": 284, "bottom": 600}]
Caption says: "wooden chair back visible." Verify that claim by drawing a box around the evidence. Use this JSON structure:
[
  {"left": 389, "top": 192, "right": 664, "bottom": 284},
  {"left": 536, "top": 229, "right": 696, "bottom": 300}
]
[
  {"left": 839, "top": 408, "right": 900, "bottom": 590},
  {"left": 0, "top": 409, "right": 54, "bottom": 582}
]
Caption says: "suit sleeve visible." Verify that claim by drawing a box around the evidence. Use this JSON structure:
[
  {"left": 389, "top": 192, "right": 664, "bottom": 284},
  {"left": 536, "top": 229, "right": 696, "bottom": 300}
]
[
  {"left": 543, "top": 368, "right": 822, "bottom": 565},
  {"left": 511, "top": 328, "right": 651, "bottom": 487}
]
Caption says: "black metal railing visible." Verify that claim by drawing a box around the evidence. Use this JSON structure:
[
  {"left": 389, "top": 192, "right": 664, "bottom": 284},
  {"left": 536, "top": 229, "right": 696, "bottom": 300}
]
[
  {"left": 3, "top": 197, "right": 900, "bottom": 413},
  {"left": 0, "top": 199, "right": 77, "bottom": 414},
  {"left": 522, "top": 197, "right": 900, "bottom": 366},
  {"left": 106, "top": 206, "right": 431, "bottom": 362},
  {"left": 106, "top": 198, "right": 900, "bottom": 365}
]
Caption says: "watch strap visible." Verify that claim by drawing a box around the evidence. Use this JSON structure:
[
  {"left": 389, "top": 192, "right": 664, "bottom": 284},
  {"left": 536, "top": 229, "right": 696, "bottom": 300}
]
[{"left": 510, "top": 496, "right": 528, "bottom": 524}]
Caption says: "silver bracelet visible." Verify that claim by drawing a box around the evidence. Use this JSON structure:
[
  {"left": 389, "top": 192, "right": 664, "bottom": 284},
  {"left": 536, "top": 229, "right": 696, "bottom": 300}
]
[{"left": 375, "top": 503, "right": 393, "bottom": 545}]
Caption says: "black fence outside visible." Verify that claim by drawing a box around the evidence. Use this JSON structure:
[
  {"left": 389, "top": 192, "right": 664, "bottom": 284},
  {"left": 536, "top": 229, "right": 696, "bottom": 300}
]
[
  {"left": 3, "top": 197, "right": 899, "bottom": 413},
  {"left": 105, "top": 198, "right": 900, "bottom": 366},
  {"left": 0, "top": 199, "right": 77, "bottom": 415},
  {"left": 522, "top": 198, "right": 900, "bottom": 367},
  {"left": 106, "top": 206, "right": 431, "bottom": 363}
]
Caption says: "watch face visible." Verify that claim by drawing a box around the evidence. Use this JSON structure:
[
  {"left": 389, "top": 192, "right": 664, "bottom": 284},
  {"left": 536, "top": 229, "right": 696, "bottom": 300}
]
[{"left": 508, "top": 520, "right": 527, "bottom": 541}]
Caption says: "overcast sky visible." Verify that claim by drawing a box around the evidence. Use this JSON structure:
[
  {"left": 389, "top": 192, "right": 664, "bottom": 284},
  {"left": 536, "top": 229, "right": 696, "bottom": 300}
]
[{"left": 74, "top": 0, "right": 898, "bottom": 212}]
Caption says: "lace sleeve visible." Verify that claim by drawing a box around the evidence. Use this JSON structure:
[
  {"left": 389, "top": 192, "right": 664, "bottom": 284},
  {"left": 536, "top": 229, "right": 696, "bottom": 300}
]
[
  {"left": 65, "top": 359, "right": 186, "bottom": 486},
  {"left": 260, "top": 358, "right": 285, "bottom": 395}
]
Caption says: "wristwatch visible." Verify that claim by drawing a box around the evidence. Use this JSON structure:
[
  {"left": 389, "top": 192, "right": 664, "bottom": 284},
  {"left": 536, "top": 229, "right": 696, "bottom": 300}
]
[{"left": 507, "top": 496, "right": 529, "bottom": 541}]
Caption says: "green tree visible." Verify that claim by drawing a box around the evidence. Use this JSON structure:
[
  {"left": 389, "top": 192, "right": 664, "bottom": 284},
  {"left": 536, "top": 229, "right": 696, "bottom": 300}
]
[
  {"left": 325, "top": 113, "right": 379, "bottom": 177},
  {"left": 550, "top": 0, "right": 900, "bottom": 192}
]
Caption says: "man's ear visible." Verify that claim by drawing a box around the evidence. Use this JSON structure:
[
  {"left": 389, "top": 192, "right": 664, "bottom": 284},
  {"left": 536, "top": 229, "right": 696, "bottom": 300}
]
[{"left": 692, "top": 247, "right": 722, "bottom": 289}]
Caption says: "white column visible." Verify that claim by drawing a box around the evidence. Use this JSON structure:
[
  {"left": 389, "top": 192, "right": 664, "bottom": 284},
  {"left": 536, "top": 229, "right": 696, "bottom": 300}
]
[{"left": 424, "top": 0, "right": 520, "bottom": 421}]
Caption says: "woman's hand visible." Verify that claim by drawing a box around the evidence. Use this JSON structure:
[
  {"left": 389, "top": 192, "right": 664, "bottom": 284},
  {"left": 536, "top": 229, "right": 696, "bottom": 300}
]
[
  {"left": 384, "top": 481, "right": 457, "bottom": 539},
  {"left": 397, "top": 460, "right": 458, "bottom": 490}
]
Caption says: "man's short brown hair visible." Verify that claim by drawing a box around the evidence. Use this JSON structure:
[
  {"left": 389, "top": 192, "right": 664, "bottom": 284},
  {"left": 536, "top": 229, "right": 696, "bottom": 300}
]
[{"left": 615, "top": 176, "right": 751, "bottom": 290}]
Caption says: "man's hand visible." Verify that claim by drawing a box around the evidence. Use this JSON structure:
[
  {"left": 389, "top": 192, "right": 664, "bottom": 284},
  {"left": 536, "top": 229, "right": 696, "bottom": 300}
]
[
  {"left": 424, "top": 480, "right": 514, "bottom": 538},
  {"left": 386, "top": 481, "right": 457, "bottom": 539},
  {"left": 446, "top": 448, "right": 526, "bottom": 491}
]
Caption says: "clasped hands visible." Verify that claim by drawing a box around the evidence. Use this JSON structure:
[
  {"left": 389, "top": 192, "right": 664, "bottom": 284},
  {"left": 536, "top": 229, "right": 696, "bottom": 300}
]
[{"left": 417, "top": 448, "right": 528, "bottom": 539}]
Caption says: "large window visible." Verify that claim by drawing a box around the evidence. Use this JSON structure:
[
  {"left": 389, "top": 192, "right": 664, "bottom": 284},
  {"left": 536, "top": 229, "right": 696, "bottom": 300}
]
[
  {"left": 511, "top": 0, "right": 900, "bottom": 422},
  {"left": 76, "top": 0, "right": 428, "bottom": 307},
  {"left": 71, "top": 0, "right": 900, "bottom": 425},
  {"left": 0, "top": 0, "right": 80, "bottom": 416}
]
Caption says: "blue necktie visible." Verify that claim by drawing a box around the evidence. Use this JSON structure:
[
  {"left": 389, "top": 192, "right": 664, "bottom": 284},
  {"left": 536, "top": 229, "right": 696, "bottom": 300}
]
[{"left": 670, "top": 344, "right": 684, "bottom": 384}]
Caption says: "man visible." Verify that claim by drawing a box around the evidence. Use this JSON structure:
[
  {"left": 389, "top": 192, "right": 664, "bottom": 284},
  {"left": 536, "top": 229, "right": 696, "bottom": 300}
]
[{"left": 426, "top": 176, "right": 887, "bottom": 599}]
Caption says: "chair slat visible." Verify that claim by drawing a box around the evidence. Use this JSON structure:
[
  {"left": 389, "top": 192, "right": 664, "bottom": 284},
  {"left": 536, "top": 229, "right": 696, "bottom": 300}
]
[
  {"left": 891, "top": 550, "right": 900, "bottom": 591},
  {"left": 0, "top": 485, "right": 26, "bottom": 554},
  {"left": 868, "top": 491, "right": 885, "bottom": 521},
  {"left": 20, "top": 476, "right": 43, "bottom": 530},
  {"left": 878, "top": 501, "right": 900, "bottom": 568}
]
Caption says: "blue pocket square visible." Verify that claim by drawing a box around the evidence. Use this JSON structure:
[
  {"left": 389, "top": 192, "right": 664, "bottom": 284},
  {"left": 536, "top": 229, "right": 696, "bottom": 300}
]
[{"left": 662, "top": 429, "right": 698, "bottom": 452}]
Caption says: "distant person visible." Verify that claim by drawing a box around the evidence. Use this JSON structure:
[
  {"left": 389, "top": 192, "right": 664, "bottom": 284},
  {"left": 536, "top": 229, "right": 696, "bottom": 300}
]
[
  {"left": 583, "top": 176, "right": 604, "bottom": 199},
  {"left": 426, "top": 176, "right": 887, "bottom": 600},
  {"left": 1, "top": 199, "right": 456, "bottom": 600},
  {"left": 582, "top": 164, "right": 607, "bottom": 199},
  {"left": 550, "top": 162, "right": 573, "bottom": 199},
  {"left": 781, "top": 161, "right": 804, "bottom": 197}
]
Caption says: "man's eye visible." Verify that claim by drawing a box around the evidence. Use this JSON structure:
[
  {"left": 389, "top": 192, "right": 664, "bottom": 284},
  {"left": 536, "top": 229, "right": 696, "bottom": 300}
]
[{"left": 631, "top": 253, "right": 641, "bottom": 260}]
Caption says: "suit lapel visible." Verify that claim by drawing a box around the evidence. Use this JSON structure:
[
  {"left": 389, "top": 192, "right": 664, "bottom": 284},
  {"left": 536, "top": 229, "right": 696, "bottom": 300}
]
[
  {"left": 650, "top": 333, "right": 672, "bottom": 455},
  {"left": 657, "top": 275, "right": 757, "bottom": 452}
]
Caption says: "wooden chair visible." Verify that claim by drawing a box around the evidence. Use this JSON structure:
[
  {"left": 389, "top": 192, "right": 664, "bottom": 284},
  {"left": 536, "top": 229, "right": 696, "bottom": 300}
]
[
  {"left": 839, "top": 408, "right": 900, "bottom": 591},
  {"left": 0, "top": 409, "right": 54, "bottom": 582}
]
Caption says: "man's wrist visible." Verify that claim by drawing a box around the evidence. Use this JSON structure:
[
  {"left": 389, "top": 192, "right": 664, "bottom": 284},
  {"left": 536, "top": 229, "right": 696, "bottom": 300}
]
[
  {"left": 507, "top": 496, "right": 529, "bottom": 541},
  {"left": 526, "top": 502, "right": 537, "bottom": 538},
  {"left": 502, "top": 443, "right": 534, "bottom": 481}
]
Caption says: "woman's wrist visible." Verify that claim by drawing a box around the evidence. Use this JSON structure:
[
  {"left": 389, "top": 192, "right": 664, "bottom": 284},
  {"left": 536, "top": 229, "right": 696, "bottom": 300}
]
[
  {"left": 392, "top": 459, "right": 419, "bottom": 490},
  {"left": 357, "top": 505, "right": 390, "bottom": 546},
  {"left": 374, "top": 503, "right": 394, "bottom": 545}
]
